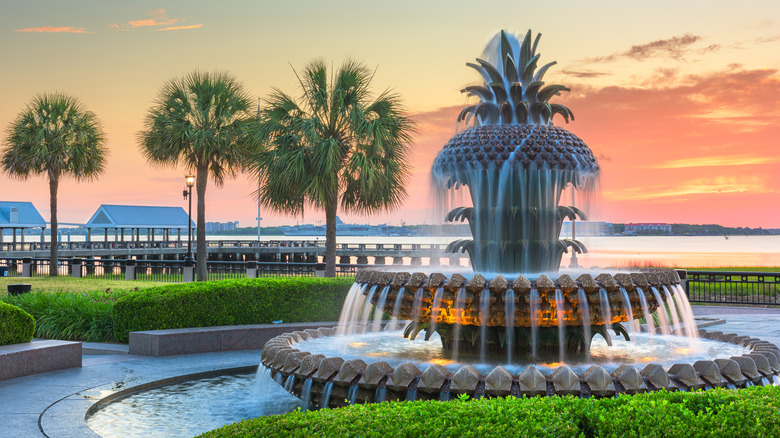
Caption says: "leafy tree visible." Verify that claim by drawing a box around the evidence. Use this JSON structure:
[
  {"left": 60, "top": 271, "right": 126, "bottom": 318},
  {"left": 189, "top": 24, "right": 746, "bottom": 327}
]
[
  {"left": 2, "top": 93, "right": 107, "bottom": 275},
  {"left": 253, "top": 60, "right": 415, "bottom": 276},
  {"left": 139, "top": 71, "right": 255, "bottom": 281}
]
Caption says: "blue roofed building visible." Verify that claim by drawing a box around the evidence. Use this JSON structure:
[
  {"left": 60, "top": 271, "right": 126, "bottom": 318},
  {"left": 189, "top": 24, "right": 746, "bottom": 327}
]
[
  {"left": 85, "top": 204, "right": 195, "bottom": 242},
  {"left": 0, "top": 201, "right": 46, "bottom": 243}
]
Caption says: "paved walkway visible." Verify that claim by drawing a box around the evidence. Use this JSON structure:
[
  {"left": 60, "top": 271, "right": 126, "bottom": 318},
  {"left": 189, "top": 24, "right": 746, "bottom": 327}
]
[{"left": 0, "top": 306, "right": 778, "bottom": 438}]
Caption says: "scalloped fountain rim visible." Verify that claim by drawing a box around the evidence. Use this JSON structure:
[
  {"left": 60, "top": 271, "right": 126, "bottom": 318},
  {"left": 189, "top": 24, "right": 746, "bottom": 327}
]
[{"left": 260, "top": 326, "right": 780, "bottom": 409}]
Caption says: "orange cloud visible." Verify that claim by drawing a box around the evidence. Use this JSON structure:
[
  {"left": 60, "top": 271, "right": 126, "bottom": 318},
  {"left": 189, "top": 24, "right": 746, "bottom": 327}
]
[
  {"left": 155, "top": 24, "right": 203, "bottom": 32},
  {"left": 15, "top": 26, "right": 92, "bottom": 34},
  {"left": 113, "top": 9, "right": 198, "bottom": 31},
  {"left": 655, "top": 155, "right": 780, "bottom": 169},
  {"left": 128, "top": 18, "right": 179, "bottom": 28},
  {"left": 603, "top": 176, "right": 771, "bottom": 201}
]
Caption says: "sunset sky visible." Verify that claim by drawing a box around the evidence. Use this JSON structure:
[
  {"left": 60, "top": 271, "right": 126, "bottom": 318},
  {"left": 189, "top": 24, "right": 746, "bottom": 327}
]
[{"left": 1, "top": 0, "right": 779, "bottom": 228}]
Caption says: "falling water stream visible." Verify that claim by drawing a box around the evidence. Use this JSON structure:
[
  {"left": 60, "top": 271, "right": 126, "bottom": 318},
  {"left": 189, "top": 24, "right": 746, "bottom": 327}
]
[
  {"left": 650, "top": 287, "right": 672, "bottom": 335},
  {"left": 452, "top": 287, "right": 467, "bottom": 361},
  {"left": 577, "top": 287, "right": 591, "bottom": 358},
  {"left": 554, "top": 288, "right": 566, "bottom": 362},
  {"left": 480, "top": 287, "right": 491, "bottom": 362},
  {"left": 505, "top": 288, "right": 515, "bottom": 363},
  {"left": 530, "top": 288, "right": 539, "bottom": 359},
  {"left": 427, "top": 287, "right": 445, "bottom": 340}
]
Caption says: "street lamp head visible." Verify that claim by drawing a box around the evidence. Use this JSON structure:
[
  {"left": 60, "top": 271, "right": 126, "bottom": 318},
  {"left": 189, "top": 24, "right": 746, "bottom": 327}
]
[{"left": 185, "top": 174, "right": 195, "bottom": 187}]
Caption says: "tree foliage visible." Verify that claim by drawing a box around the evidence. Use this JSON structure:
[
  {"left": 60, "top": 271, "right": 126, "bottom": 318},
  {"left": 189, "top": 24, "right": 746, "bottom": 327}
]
[
  {"left": 2, "top": 93, "right": 107, "bottom": 274},
  {"left": 253, "top": 59, "right": 415, "bottom": 276},
  {"left": 139, "top": 71, "right": 255, "bottom": 280}
]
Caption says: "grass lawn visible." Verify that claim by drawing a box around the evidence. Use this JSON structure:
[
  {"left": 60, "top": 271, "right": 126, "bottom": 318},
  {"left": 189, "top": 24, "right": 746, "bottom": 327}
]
[{"left": 0, "top": 276, "right": 167, "bottom": 298}]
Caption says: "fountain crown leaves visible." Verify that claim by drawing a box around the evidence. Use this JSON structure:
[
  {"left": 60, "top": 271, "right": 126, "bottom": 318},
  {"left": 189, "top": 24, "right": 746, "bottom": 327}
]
[{"left": 458, "top": 29, "right": 574, "bottom": 127}]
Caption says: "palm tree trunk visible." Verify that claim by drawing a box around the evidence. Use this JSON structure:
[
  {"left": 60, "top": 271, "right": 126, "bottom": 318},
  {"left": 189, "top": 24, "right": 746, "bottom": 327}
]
[
  {"left": 195, "top": 166, "right": 208, "bottom": 281},
  {"left": 48, "top": 172, "right": 59, "bottom": 276},
  {"left": 324, "top": 192, "right": 338, "bottom": 277}
]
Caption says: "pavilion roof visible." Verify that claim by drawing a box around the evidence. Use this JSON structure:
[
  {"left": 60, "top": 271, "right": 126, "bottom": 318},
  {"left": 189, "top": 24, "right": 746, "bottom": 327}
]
[
  {"left": 0, "top": 201, "right": 46, "bottom": 228},
  {"left": 85, "top": 204, "right": 194, "bottom": 229}
]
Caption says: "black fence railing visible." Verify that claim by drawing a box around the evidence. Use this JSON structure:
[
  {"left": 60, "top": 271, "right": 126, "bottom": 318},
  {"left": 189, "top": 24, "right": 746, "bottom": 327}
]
[
  {"left": 0, "top": 259, "right": 22, "bottom": 277},
  {"left": 0, "top": 257, "right": 366, "bottom": 282},
  {"left": 684, "top": 270, "right": 780, "bottom": 306},
  {"left": 132, "top": 259, "right": 185, "bottom": 282},
  {"left": 29, "top": 258, "right": 70, "bottom": 277},
  {"left": 4, "top": 259, "right": 775, "bottom": 304}
]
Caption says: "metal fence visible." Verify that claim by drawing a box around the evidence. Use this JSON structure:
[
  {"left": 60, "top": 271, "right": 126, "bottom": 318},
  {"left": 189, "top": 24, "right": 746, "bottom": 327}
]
[
  {"left": 684, "top": 270, "right": 780, "bottom": 306},
  {"left": 0, "top": 257, "right": 366, "bottom": 282},
  {"left": 5, "top": 259, "right": 776, "bottom": 304},
  {"left": 132, "top": 259, "right": 185, "bottom": 282},
  {"left": 0, "top": 259, "right": 22, "bottom": 277}
]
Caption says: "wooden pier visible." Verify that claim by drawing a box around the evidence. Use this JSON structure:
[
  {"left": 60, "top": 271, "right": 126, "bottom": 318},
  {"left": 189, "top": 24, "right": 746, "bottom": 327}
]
[{"left": 0, "top": 239, "right": 463, "bottom": 265}]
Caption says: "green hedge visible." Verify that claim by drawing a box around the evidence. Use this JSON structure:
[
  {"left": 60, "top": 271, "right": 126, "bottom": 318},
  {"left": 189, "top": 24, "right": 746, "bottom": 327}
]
[
  {"left": 3, "top": 291, "right": 119, "bottom": 343},
  {"left": 199, "top": 385, "right": 780, "bottom": 438},
  {"left": 0, "top": 301, "right": 35, "bottom": 345},
  {"left": 113, "top": 277, "right": 354, "bottom": 342}
]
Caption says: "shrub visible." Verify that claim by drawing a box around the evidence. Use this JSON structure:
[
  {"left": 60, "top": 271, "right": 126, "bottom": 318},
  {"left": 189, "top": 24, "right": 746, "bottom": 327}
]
[
  {"left": 0, "top": 301, "right": 35, "bottom": 345},
  {"left": 113, "top": 277, "right": 354, "bottom": 342},
  {"left": 2, "top": 290, "right": 123, "bottom": 342},
  {"left": 198, "top": 385, "right": 780, "bottom": 438}
]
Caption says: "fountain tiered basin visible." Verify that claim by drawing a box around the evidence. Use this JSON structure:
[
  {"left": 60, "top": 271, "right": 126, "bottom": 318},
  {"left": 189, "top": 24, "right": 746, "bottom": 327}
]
[{"left": 351, "top": 268, "right": 688, "bottom": 356}]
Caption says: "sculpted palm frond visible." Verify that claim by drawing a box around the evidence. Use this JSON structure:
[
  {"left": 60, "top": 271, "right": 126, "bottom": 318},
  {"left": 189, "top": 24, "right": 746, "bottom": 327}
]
[
  {"left": 139, "top": 71, "right": 255, "bottom": 281},
  {"left": 2, "top": 93, "right": 107, "bottom": 275},
  {"left": 253, "top": 59, "right": 416, "bottom": 276}
]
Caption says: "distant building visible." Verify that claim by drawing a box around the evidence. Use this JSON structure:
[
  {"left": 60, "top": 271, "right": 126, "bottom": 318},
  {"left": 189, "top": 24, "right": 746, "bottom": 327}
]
[
  {"left": 85, "top": 204, "right": 194, "bottom": 241},
  {"left": 206, "top": 221, "right": 239, "bottom": 232},
  {"left": 561, "top": 221, "right": 614, "bottom": 237},
  {"left": 0, "top": 201, "right": 46, "bottom": 242},
  {"left": 625, "top": 223, "right": 672, "bottom": 235}
]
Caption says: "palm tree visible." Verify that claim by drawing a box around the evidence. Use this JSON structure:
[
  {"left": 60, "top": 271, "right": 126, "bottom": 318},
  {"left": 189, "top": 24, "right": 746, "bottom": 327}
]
[
  {"left": 139, "top": 71, "right": 254, "bottom": 281},
  {"left": 2, "top": 93, "right": 107, "bottom": 276},
  {"left": 253, "top": 59, "right": 415, "bottom": 277}
]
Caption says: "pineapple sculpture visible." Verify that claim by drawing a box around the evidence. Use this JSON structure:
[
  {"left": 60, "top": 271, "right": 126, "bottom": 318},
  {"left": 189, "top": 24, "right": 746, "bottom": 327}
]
[{"left": 433, "top": 29, "right": 600, "bottom": 273}]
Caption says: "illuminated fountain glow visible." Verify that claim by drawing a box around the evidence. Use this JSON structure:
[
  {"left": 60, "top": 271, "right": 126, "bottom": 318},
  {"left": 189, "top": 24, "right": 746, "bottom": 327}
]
[{"left": 260, "top": 30, "right": 780, "bottom": 407}]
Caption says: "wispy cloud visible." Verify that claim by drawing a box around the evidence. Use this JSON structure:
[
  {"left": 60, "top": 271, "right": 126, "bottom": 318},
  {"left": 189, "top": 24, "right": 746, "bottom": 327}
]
[
  {"left": 156, "top": 24, "right": 203, "bottom": 32},
  {"left": 15, "top": 26, "right": 92, "bottom": 34},
  {"left": 604, "top": 177, "right": 771, "bottom": 201},
  {"left": 561, "top": 69, "right": 611, "bottom": 79},
  {"left": 656, "top": 155, "right": 780, "bottom": 169},
  {"left": 112, "top": 9, "right": 200, "bottom": 32},
  {"left": 585, "top": 34, "right": 704, "bottom": 63}
]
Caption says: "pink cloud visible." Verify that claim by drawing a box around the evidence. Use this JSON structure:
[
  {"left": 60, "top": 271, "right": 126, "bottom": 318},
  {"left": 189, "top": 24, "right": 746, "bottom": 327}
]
[{"left": 15, "top": 26, "right": 92, "bottom": 34}]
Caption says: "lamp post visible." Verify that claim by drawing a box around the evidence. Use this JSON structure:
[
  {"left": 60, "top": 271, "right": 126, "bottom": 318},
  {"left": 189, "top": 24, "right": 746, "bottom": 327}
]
[{"left": 183, "top": 175, "right": 195, "bottom": 263}]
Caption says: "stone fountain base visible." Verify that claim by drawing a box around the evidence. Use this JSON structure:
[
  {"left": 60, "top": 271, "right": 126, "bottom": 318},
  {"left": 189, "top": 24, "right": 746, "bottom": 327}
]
[
  {"left": 260, "top": 326, "right": 780, "bottom": 409},
  {"left": 353, "top": 268, "right": 687, "bottom": 355}
]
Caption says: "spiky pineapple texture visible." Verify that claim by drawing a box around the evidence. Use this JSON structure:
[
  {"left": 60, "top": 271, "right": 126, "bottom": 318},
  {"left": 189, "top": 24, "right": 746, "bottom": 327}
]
[{"left": 458, "top": 29, "right": 574, "bottom": 127}]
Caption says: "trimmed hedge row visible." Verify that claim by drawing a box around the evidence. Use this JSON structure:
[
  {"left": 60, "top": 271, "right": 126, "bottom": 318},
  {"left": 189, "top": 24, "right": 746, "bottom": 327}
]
[
  {"left": 3, "top": 291, "right": 119, "bottom": 342},
  {"left": 199, "top": 385, "right": 780, "bottom": 438},
  {"left": 113, "top": 277, "right": 354, "bottom": 342},
  {"left": 0, "top": 301, "right": 35, "bottom": 346}
]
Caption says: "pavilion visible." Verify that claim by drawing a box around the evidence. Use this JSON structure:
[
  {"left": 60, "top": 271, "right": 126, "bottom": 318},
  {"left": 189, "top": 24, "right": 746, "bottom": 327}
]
[
  {"left": 0, "top": 201, "right": 46, "bottom": 243},
  {"left": 84, "top": 204, "right": 194, "bottom": 242}
]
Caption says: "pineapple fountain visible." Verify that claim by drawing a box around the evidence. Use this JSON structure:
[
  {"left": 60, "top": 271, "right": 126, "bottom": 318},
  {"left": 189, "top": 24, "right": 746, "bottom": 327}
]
[{"left": 260, "top": 30, "right": 780, "bottom": 408}]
